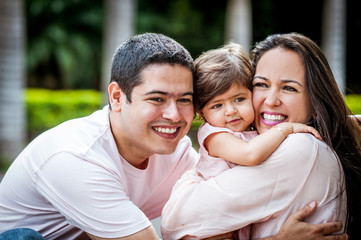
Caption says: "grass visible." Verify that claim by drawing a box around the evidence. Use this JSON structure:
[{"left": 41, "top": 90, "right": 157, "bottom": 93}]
[{"left": 345, "top": 94, "right": 361, "bottom": 114}]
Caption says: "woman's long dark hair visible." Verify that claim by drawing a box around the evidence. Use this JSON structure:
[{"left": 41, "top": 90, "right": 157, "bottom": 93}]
[{"left": 251, "top": 33, "right": 361, "bottom": 239}]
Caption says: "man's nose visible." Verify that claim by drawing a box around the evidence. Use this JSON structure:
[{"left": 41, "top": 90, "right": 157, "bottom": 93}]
[{"left": 162, "top": 101, "right": 181, "bottom": 122}]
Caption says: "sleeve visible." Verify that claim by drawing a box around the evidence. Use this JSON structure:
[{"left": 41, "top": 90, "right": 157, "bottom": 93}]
[
  {"left": 198, "top": 123, "right": 234, "bottom": 147},
  {"left": 34, "top": 152, "right": 151, "bottom": 238},
  {"left": 161, "top": 133, "right": 318, "bottom": 240}
]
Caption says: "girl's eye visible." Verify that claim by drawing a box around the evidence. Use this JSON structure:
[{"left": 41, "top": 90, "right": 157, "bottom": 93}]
[
  {"left": 211, "top": 104, "right": 222, "bottom": 109},
  {"left": 235, "top": 97, "right": 245, "bottom": 102},
  {"left": 283, "top": 86, "right": 298, "bottom": 92}
]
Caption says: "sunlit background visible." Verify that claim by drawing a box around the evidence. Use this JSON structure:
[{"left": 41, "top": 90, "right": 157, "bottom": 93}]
[{"left": 1, "top": 0, "right": 360, "bottom": 166}]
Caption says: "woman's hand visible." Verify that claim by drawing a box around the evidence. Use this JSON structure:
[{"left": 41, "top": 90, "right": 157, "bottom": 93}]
[{"left": 272, "top": 201, "right": 347, "bottom": 240}]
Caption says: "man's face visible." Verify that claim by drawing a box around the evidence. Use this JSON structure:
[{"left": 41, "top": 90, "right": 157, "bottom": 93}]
[{"left": 109, "top": 64, "right": 194, "bottom": 168}]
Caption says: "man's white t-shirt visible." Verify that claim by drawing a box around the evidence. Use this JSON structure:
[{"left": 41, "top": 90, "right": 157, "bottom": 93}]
[{"left": 0, "top": 106, "right": 198, "bottom": 239}]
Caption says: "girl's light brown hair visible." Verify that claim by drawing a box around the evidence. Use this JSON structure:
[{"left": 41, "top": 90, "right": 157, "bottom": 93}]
[{"left": 194, "top": 42, "right": 252, "bottom": 113}]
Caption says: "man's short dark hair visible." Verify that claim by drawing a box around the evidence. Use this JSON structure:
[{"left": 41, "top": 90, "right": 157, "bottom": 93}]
[{"left": 110, "top": 33, "right": 195, "bottom": 102}]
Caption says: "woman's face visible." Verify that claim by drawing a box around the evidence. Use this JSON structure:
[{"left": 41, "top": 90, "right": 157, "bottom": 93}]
[{"left": 252, "top": 48, "right": 314, "bottom": 134}]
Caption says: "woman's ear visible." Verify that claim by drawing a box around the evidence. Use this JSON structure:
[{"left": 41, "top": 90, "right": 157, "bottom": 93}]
[{"left": 108, "top": 82, "right": 124, "bottom": 112}]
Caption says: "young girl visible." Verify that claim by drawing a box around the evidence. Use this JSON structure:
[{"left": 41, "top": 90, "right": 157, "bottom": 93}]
[{"left": 194, "top": 42, "right": 321, "bottom": 180}]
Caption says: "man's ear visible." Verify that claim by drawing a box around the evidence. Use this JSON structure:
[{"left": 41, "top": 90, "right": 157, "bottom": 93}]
[{"left": 108, "top": 82, "right": 124, "bottom": 112}]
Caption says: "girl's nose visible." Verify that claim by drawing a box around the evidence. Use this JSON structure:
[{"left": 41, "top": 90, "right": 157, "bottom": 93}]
[{"left": 225, "top": 104, "right": 237, "bottom": 116}]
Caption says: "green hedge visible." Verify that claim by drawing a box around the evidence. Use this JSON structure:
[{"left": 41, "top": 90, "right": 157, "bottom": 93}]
[
  {"left": 26, "top": 88, "right": 103, "bottom": 139},
  {"left": 25, "top": 89, "right": 361, "bottom": 140},
  {"left": 345, "top": 94, "right": 361, "bottom": 114}
]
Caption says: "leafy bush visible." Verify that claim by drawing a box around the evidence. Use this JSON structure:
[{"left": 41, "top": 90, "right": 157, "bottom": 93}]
[
  {"left": 345, "top": 94, "right": 361, "bottom": 114},
  {"left": 26, "top": 88, "right": 103, "bottom": 139}
]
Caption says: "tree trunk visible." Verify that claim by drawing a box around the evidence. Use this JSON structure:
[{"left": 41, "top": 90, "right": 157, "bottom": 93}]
[
  {"left": 0, "top": 0, "right": 26, "bottom": 164},
  {"left": 225, "top": 0, "right": 252, "bottom": 52},
  {"left": 322, "top": 0, "right": 346, "bottom": 95},
  {"left": 101, "top": 0, "right": 136, "bottom": 103}
]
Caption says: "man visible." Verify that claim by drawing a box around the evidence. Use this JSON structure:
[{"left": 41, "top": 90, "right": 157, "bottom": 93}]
[
  {"left": 0, "top": 33, "right": 346, "bottom": 240},
  {"left": 0, "top": 33, "right": 197, "bottom": 239}
]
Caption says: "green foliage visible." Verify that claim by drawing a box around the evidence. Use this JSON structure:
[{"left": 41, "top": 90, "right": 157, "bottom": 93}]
[
  {"left": 26, "top": 0, "right": 103, "bottom": 89},
  {"left": 345, "top": 94, "right": 361, "bottom": 114},
  {"left": 137, "top": 0, "right": 226, "bottom": 58},
  {"left": 26, "top": 88, "right": 103, "bottom": 139}
]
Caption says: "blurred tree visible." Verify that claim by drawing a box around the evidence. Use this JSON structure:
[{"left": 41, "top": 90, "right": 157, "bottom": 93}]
[
  {"left": 322, "top": 0, "right": 346, "bottom": 94},
  {"left": 101, "top": 0, "right": 136, "bottom": 102},
  {"left": 0, "top": 0, "right": 26, "bottom": 163},
  {"left": 137, "top": 0, "right": 226, "bottom": 58},
  {"left": 26, "top": 0, "right": 103, "bottom": 89},
  {"left": 225, "top": 0, "right": 252, "bottom": 51},
  {"left": 24, "top": 0, "right": 361, "bottom": 94},
  {"left": 346, "top": 0, "right": 361, "bottom": 94},
  {"left": 252, "top": 0, "right": 322, "bottom": 44}
]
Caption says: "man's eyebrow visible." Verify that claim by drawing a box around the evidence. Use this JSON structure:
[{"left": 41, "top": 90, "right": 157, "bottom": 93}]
[{"left": 145, "top": 90, "right": 193, "bottom": 96}]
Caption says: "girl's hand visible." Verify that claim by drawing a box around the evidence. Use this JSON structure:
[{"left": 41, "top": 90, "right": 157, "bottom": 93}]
[{"left": 275, "top": 122, "right": 322, "bottom": 140}]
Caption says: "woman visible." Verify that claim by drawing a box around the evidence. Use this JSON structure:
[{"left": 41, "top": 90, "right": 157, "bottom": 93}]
[
  {"left": 161, "top": 33, "right": 361, "bottom": 239},
  {"left": 251, "top": 33, "right": 361, "bottom": 239}
]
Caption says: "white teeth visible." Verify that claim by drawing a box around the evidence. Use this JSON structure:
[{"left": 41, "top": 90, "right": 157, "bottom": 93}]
[
  {"left": 263, "top": 113, "right": 285, "bottom": 121},
  {"left": 153, "top": 127, "right": 177, "bottom": 134}
]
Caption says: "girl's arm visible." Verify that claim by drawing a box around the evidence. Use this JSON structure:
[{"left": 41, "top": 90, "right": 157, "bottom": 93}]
[{"left": 207, "top": 122, "right": 321, "bottom": 166}]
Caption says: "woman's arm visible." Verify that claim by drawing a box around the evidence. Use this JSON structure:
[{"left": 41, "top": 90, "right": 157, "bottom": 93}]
[{"left": 207, "top": 122, "right": 320, "bottom": 166}]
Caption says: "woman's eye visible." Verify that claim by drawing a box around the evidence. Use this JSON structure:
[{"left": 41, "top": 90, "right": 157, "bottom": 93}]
[
  {"left": 253, "top": 82, "right": 268, "bottom": 88},
  {"left": 283, "top": 86, "right": 298, "bottom": 92}
]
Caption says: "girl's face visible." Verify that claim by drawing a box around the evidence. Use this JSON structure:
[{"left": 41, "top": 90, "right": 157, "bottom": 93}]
[
  {"left": 201, "top": 83, "right": 254, "bottom": 132},
  {"left": 252, "top": 48, "right": 314, "bottom": 134}
]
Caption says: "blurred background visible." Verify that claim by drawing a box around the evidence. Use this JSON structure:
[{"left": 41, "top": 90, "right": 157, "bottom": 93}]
[{"left": 1, "top": 0, "right": 361, "bottom": 167}]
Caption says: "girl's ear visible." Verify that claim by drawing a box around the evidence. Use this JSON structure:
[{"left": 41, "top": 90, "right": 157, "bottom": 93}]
[{"left": 108, "top": 82, "right": 124, "bottom": 112}]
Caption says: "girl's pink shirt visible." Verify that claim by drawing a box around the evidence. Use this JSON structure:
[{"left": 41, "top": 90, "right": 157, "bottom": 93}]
[{"left": 196, "top": 123, "right": 258, "bottom": 180}]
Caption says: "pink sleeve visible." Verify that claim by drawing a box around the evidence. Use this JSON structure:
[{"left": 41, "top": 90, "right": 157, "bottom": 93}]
[{"left": 161, "top": 134, "right": 334, "bottom": 239}]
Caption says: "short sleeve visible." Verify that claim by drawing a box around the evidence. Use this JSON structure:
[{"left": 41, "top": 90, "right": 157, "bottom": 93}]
[{"left": 34, "top": 152, "right": 151, "bottom": 238}]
